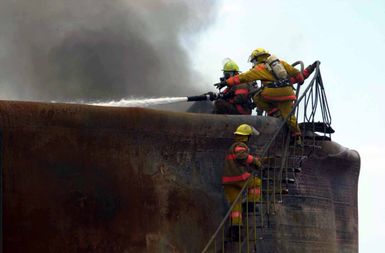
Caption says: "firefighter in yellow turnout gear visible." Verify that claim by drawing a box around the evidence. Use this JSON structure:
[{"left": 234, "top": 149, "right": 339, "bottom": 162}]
[
  {"left": 215, "top": 48, "right": 317, "bottom": 140},
  {"left": 214, "top": 59, "right": 253, "bottom": 115},
  {"left": 222, "top": 124, "right": 262, "bottom": 240}
]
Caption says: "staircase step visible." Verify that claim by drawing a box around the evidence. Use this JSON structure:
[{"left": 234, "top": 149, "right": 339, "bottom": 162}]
[
  {"left": 263, "top": 166, "right": 302, "bottom": 173},
  {"left": 282, "top": 178, "right": 296, "bottom": 184},
  {"left": 299, "top": 122, "right": 335, "bottom": 134},
  {"left": 292, "top": 167, "right": 302, "bottom": 173},
  {"left": 244, "top": 225, "right": 266, "bottom": 229},
  {"left": 262, "top": 177, "right": 295, "bottom": 184},
  {"left": 241, "top": 200, "right": 277, "bottom": 205},
  {"left": 262, "top": 188, "right": 289, "bottom": 194},
  {"left": 303, "top": 143, "right": 323, "bottom": 149}
]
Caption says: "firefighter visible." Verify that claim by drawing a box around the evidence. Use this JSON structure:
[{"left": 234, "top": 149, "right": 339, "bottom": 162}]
[
  {"left": 223, "top": 124, "right": 262, "bottom": 241},
  {"left": 213, "top": 59, "right": 253, "bottom": 115},
  {"left": 215, "top": 48, "right": 318, "bottom": 144}
]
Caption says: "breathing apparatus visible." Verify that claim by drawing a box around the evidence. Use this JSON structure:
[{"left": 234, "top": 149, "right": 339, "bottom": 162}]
[
  {"left": 221, "top": 71, "right": 237, "bottom": 82},
  {"left": 248, "top": 49, "right": 289, "bottom": 80},
  {"left": 265, "top": 55, "right": 289, "bottom": 80}
]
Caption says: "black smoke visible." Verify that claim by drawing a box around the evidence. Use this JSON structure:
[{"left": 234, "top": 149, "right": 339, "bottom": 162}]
[{"left": 0, "top": 0, "right": 218, "bottom": 101}]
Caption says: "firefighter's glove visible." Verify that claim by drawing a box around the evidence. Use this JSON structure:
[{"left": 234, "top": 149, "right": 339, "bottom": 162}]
[
  {"left": 214, "top": 79, "right": 227, "bottom": 89},
  {"left": 306, "top": 60, "right": 321, "bottom": 75}
]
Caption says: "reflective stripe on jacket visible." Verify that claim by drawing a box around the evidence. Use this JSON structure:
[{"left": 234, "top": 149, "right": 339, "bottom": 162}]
[
  {"left": 222, "top": 142, "right": 260, "bottom": 184},
  {"left": 222, "top": 83, "right": 251, "bottom": 115}
]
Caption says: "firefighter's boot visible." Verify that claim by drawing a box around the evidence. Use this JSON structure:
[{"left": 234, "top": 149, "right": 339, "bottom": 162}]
[
  {"left": 228, "top": 226, "right": 242, "bottom": 242},
  {"left": 242, "top": 202, "right": 260, "bottom": 214}
]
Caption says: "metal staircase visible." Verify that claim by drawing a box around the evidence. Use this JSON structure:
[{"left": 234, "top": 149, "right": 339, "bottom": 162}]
[{"left": 201, "top": 61, "right": 333, "bottom": 253}]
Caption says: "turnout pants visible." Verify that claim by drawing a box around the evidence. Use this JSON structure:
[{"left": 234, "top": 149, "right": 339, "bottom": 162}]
[
  {"left": 223, "top": 176, "right": 261, "bottom": 226},
  {"left": 253, "top": 91, "right": 301, "bottom": 136}
]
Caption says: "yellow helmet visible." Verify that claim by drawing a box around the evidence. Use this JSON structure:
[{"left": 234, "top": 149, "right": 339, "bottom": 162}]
[
  {"left": 234, "top": 124, "right": 260, "bottom": 136},
  {"left": 222, "top": 58, "right": 239, "bottom": 72},
  {"left": 248, "top": 48, "right": 271, "bottom": 63}
]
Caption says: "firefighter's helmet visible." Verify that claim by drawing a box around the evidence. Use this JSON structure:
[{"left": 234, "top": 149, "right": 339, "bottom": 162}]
[
  {"left": 248, "top": 48, "right": 271, "bottom": 63},
  {"left": 222, "top": 58, "right": 240, "bottom": 72},
  {"left": 234, "top": 124, "right": 260, "bottom": 136}
]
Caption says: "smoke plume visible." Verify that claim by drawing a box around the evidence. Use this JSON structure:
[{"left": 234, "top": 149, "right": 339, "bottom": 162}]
[{"left": 0, "top": 0, "right": 218, "bottom": 102}]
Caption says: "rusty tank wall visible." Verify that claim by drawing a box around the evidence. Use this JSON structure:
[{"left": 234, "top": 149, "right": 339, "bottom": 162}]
[
  {"left": 0, "top": 100, "right": 359, "bottom": 253},
  {"left": 255, "top": 141, "right": 360, "bottom": 253}
]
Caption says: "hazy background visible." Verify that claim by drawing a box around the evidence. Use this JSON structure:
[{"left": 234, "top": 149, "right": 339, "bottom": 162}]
[
  {"left": 0, "top": 0, "right": 383, "bottom": 252},
  {"left": 0, "top": 0, "right": 216, "bottom": 101}
]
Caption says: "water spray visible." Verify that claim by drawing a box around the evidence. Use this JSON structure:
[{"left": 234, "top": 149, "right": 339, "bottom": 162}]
[
  {"left": 91, "top": 97, "right": 187, "bottom": 107},
  {"left": 90, "top": 93, "right": 217, "bottom": 107}
]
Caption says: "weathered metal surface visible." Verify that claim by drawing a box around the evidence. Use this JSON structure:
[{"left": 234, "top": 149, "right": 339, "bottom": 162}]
[
  {"left": 0, "top": 100, "right": 359, "bottom": 252},
  {"left": 253, "top": 142, "right": 360, "bottom": 253}
]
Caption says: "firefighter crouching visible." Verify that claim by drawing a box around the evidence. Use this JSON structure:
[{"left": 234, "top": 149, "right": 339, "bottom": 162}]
[
  {"left": 223, "top": 124, "right": 262, "bottom": 240},
  {"left": 213, "top": 59, "right": 253, "bottom": 115},
  {"left": 215, "top": 48, "right": 318, "bottom": 144}
]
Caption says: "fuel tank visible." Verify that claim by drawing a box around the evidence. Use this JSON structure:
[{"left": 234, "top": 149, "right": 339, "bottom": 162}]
[{"left": 0, "top": 101, "right": 359, "bottom": 252}]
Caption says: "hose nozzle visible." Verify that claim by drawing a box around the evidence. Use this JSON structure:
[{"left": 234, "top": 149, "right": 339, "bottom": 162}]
[{"left": 187, "top": 92, "right": 217, "bottom": 102}]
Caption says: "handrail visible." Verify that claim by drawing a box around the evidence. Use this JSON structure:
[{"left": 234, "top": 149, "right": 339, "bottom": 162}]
[{"left": 201, "top": 62, "right": 322, "bottom": 253}]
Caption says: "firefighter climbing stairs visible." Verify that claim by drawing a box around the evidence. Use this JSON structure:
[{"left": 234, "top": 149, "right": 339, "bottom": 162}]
[
  {"left": 201, "top": 61, "right": 333, "bottom": 253},
  {"left": 220, "top": 140, "right": 322, "bottom": 252}
]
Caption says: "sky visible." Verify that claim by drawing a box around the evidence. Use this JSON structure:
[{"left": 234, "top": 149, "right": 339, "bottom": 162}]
[{"left": 189, "top": 0, "right": 385, "bottom": 252}]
